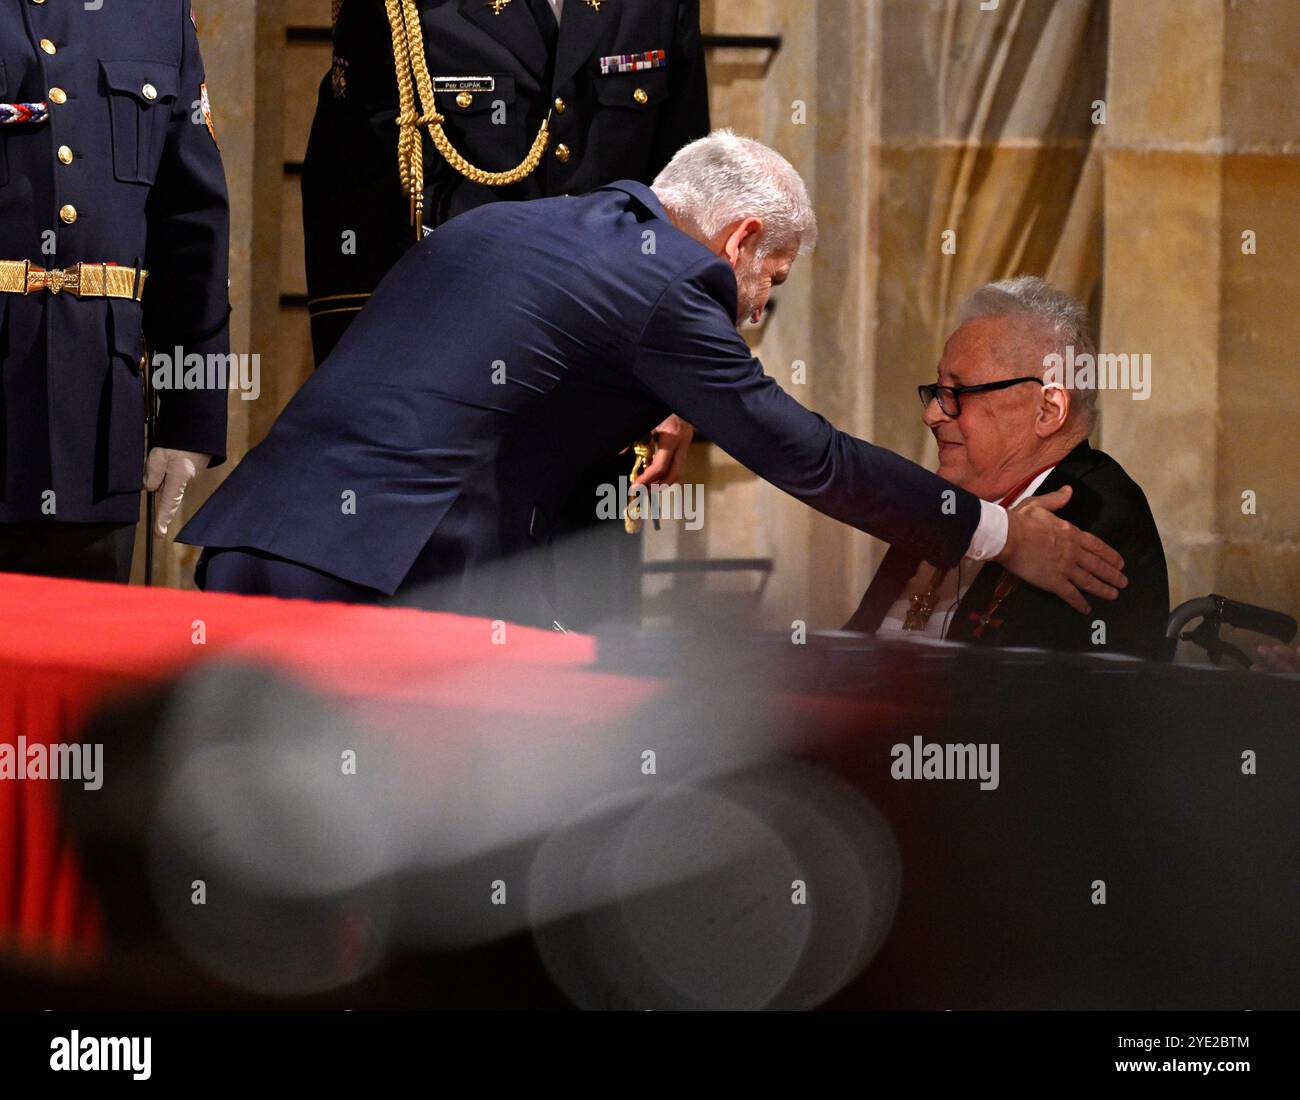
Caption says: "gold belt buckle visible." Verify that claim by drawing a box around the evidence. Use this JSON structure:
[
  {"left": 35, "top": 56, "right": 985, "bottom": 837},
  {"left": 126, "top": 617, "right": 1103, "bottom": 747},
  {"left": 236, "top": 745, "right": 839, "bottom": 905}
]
[{"left": 25, "top": 263, "right": 82, "bottom": 296}]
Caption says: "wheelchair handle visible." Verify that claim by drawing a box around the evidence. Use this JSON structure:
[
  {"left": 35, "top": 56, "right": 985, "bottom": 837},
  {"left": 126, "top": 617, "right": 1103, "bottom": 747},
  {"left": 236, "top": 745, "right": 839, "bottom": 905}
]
[{"left": 1167, "top": 594, "right": 1298, "bottom": 643}]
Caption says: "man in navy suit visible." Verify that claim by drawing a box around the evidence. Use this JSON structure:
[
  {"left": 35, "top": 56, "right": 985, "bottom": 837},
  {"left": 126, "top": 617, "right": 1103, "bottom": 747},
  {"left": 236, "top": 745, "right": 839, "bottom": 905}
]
[{"left": 179, "top": 132, "right": 1126, "bottom": 626}]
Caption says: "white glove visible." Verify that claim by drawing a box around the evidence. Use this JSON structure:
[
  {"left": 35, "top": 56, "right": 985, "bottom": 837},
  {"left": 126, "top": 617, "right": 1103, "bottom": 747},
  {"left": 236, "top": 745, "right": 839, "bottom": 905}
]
[{"left": 144, "top": 448, "right": 211, "bottom": 536}]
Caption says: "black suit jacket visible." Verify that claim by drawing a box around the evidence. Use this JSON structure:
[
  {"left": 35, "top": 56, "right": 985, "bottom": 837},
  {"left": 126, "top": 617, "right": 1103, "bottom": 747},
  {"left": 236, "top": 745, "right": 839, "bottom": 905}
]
[{"left": 844, "top": 441, "right": 1173, "bottom": 660}]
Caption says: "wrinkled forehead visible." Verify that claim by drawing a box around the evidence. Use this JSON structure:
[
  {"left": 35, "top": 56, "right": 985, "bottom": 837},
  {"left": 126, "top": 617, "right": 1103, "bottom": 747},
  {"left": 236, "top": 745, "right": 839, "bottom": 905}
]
[{"left": 937, "top": 315, "right": 1043, "bottom": 385}]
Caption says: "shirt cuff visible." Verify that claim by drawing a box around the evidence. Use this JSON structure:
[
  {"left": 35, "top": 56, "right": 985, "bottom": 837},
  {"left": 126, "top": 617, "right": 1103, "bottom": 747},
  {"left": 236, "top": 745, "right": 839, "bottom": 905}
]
[{"left": 966, "top": 499, "right": 1008, "bottom": 562}]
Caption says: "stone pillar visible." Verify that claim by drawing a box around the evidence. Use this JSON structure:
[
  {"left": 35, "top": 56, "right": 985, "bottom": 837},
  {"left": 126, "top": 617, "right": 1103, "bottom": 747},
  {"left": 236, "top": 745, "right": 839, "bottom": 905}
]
[
  {"left": 1102, "top": 0, "right": 1300, "bottom": 628},
  {"left": 645, "top": 0, "right": 878, "bottom": 631},
  {"left": 138, "top": 0, "right": 285, "bottom": 587}
]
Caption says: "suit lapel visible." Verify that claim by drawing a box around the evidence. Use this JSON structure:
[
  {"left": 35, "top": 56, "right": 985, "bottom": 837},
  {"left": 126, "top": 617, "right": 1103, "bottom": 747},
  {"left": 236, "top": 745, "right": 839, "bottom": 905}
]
[
  {"left": 459, "top": 0, "right": 550, "bottom": 84},
  {"left": 844, "top": 547, "right": 921, "bottom": 633},
  {"left": 1032, "top": 440, "right": 1098, "bottom": 498},
  {"left": 949, "top": 440, "right": 1099, "bottom": 642},
  {"left": 553, "top": 0, "right": 610, "bottom": 93}
]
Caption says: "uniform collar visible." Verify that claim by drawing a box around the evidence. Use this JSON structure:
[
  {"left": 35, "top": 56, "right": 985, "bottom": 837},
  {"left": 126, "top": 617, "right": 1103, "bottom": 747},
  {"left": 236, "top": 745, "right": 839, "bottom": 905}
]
[
  {"left": 459, "top": 0, "right": 551, "bottom": 83},
  {"left": 553, "top": 0, "right": 609, "bottom": 92},
  {"left": 601, "top": 179, "right": 671, "bottom": 223}
]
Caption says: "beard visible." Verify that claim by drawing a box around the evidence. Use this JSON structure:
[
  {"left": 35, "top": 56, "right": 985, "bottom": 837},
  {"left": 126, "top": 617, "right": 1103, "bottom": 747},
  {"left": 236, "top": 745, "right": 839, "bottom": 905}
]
[{"left": 735, "top": 256, "right": 767, "bottom": 328}]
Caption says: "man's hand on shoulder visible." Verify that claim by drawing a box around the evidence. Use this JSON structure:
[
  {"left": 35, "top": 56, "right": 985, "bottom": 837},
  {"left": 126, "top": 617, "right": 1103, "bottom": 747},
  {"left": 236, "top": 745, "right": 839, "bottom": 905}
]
[{"left": 994, "top": 485, "right": 1127, "bottom": 615}]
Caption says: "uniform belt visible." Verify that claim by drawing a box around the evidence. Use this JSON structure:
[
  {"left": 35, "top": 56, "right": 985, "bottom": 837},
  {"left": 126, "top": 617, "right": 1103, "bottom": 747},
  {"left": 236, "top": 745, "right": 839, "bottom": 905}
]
[{"left": 0, "top": 260, "right": 149, "bottom": 301}]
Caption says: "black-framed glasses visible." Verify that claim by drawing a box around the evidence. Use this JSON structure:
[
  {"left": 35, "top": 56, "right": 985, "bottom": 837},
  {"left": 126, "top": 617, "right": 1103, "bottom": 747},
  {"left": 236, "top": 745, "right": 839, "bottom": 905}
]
[{"left": 917, "top": 376, "right": 1044, "bottom": 417}]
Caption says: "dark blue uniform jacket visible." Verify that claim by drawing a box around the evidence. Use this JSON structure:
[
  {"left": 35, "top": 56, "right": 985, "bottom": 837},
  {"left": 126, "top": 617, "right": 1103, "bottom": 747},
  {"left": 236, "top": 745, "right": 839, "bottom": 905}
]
[{"left": 0, "top": 0, "right": 229, "bottom": 522}]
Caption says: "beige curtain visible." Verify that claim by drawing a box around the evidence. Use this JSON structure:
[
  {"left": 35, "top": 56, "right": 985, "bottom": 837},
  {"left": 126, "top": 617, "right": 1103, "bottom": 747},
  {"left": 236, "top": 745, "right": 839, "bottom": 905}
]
[{"left": 916, "top": 0, "right": 1107, "bottom": 334}]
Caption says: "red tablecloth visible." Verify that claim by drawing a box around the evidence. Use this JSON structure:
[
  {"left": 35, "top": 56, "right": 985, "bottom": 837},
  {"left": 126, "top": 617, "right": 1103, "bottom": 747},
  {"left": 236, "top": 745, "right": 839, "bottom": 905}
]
[{"left": 0, "top": 572, "right": 648, "bottom": 969}]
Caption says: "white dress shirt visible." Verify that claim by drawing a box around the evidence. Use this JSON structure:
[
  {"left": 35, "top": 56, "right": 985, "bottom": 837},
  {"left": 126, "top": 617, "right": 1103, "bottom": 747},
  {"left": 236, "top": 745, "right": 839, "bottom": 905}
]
[{"left": 878, "top": 467, "right": 1056, "bottom": 640}]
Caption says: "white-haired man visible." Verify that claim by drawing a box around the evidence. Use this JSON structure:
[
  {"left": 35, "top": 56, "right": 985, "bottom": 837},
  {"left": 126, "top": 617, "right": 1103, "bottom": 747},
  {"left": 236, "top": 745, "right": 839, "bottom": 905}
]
[
  {"left": 180, "top": 134, "right": 1126, "bottom": 626},
  {"left": 847, "top": 276, "right": 1170, "bottom": 659}
]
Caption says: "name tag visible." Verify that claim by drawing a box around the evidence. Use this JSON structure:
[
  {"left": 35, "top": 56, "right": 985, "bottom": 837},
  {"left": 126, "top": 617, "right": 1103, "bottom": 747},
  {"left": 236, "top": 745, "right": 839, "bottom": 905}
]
[{"left": 433, "top": 76, "right": 496, "bottom": 93}]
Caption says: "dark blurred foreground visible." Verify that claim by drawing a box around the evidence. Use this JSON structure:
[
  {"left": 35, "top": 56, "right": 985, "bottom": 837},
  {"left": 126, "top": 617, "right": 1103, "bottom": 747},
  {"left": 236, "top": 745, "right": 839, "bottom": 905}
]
[{"left": 11, "top": 630, "right": 1299, "bottom": 1010}]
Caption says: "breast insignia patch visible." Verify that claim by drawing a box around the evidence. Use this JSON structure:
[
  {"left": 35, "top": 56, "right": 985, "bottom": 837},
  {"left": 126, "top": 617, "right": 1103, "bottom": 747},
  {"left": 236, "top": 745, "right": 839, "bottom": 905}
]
[
  {"left": 331, "top": 55, "right": 350, "bottom": 99},
  {"left": 200, "top": 82, "right": 218, "bottom": 148}
]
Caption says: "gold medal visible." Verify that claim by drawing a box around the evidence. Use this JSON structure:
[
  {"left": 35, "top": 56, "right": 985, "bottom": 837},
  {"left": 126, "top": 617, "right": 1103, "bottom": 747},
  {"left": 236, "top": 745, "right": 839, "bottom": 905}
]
[
  {"left": 902, "top": 567, "right": 949, "bottom": 631},
  {"left": 624, "top": 438, "right": 655, "bottom": 534}
]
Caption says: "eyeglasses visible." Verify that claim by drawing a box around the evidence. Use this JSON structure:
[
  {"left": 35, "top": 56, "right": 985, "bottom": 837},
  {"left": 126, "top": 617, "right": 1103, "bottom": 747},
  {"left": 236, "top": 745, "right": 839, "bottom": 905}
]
[{"left": 917, "top": 376, "right": 1044, "bottom": 417}]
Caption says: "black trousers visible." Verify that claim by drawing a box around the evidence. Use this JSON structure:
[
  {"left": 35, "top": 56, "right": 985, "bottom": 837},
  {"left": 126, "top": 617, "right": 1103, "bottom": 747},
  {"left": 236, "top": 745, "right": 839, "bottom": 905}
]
[
  {"left": 549, "top": 452, "right": 643, "bottom": 631},
  {"left": 0, "top": 521, "right": 136, "bottom": 584}
]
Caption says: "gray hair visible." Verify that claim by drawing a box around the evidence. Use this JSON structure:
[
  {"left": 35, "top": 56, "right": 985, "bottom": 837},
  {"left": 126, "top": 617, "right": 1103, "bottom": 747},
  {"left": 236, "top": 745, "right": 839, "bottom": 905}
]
[
  {"left": 651, "top": 130, "right": 819, "bottom": 259},
  {"left": 956, "top": 276, "right": 1098, "bottom": 431}
]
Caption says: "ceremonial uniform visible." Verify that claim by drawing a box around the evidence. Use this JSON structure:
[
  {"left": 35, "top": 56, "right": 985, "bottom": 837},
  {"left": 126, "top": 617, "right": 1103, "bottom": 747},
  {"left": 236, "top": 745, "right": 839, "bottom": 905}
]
[
  {"left": 302, "top": 0, "right": 710, "bottom": 363},
  {"left": 0, "top": 0, "right": 229, "bottom": 579}
]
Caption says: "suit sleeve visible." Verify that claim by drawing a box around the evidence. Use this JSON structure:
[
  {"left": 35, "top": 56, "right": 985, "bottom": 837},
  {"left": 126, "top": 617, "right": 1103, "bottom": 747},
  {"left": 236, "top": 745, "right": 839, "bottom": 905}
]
[
  {"left": 142, "top": 0, "right": 231, "bottom": 465},
  {"left": 630, "top": 258, "right": 983, "bottom": 568},
  {"left": 648, "top": 0, "right": 711, "bottom": 176},
  {"left": 1069, "top": 485, "right": 1171, "bottom": 659}
]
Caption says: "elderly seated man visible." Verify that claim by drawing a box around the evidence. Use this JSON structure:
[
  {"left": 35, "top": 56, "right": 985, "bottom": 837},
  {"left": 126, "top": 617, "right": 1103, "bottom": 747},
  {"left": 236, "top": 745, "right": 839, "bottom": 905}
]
[{"left": 846, "top": 276, "right": 1170, "bottom": 660}]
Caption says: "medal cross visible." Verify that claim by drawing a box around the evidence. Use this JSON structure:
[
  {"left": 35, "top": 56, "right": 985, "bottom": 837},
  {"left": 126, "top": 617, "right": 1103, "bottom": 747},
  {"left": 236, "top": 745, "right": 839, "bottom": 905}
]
[{"left": 968, "top": 608, "right": 1004, "bottom": 638}]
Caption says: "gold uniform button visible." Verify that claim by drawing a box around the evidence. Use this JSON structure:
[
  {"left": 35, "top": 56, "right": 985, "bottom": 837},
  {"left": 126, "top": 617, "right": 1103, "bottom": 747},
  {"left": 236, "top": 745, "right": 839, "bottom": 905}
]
[
  {"left": 142, "top": 83, "right": 158, "bottom": 101},
  {"left": 456, "top": 91, "right": 473, "bottom": 108},
  {"left": 40, "top": 38, "right": 57, "bottom": 55},
  {"left": 633, "top": 87, "right": 649, "bottom": 105},
  {"left": 554, "top": 97, "right": 566, "bottom": 113},
  {"left": 57, "top": 145, "right": 73, "bottom": 165},
  {"left": 554, "top": 143, "right": 570, "bottom": 164},
  {"left": 59, "top": 204, "right": 78, "bottom": 225},
  {"left": 49, "top": 87, "right": 67, "bottom": 105}
]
